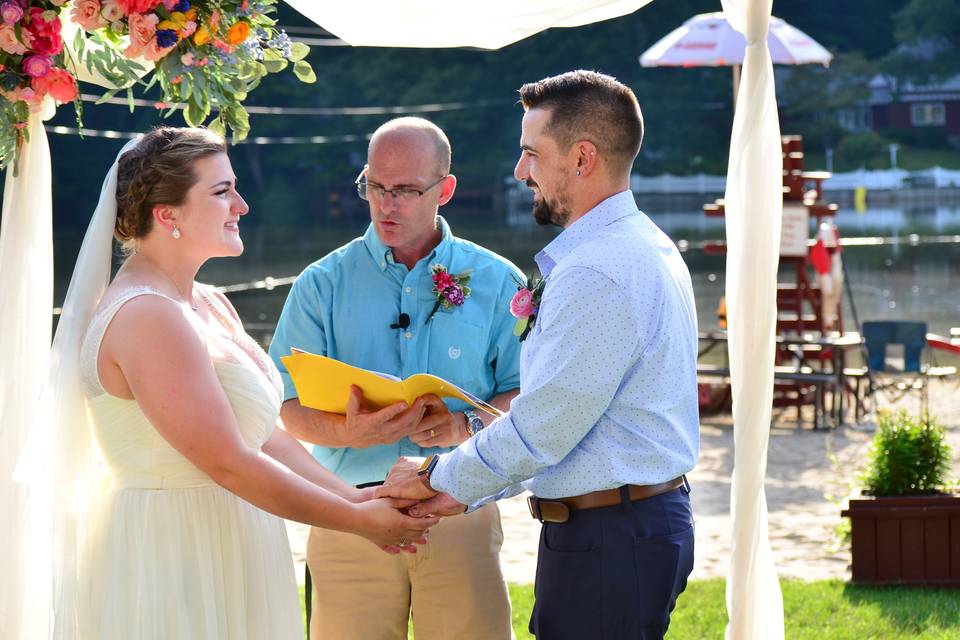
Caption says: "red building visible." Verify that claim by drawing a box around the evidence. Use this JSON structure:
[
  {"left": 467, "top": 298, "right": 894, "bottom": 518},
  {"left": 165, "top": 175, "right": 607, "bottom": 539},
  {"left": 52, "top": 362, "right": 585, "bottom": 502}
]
[{"left": 869, "top": 74, "right": 960, "bottom": 146}]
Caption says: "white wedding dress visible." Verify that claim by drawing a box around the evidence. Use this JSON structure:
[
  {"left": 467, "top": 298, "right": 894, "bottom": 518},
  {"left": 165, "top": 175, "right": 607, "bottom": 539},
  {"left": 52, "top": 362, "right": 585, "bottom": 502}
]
[{"left": 75, "top": 284, "right": 302, "bottom": 639}]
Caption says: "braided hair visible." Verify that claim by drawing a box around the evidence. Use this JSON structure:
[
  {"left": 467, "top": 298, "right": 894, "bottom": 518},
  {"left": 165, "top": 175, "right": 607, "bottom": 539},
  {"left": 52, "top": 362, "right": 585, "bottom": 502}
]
[{"left": 115, "top": 127, "right": 227, "bottom": 252}]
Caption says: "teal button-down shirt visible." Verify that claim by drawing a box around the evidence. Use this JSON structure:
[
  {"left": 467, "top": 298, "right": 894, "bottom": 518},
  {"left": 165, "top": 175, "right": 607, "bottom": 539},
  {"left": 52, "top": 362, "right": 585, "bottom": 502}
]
[{"left": 268, "top": 217, "right": 523, "bottom": 485}]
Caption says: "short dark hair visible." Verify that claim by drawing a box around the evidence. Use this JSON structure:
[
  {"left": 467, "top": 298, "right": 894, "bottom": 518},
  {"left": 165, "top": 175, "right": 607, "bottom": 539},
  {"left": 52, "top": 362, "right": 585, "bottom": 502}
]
[{"left": 518, "top": 70, "right": 643, "bottom": 175}]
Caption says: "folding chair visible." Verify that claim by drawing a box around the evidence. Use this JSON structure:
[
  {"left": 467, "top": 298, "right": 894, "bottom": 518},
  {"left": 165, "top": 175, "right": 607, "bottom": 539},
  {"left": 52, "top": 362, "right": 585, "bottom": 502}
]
[{"left": 852, "top": 321, "right": 956, "bottom": 416}]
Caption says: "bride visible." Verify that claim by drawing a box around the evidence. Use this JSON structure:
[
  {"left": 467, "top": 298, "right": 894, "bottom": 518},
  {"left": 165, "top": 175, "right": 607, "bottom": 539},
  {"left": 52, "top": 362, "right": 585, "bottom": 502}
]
[{"left": 42, "top": 127, "right": 436, "bottom": 638}]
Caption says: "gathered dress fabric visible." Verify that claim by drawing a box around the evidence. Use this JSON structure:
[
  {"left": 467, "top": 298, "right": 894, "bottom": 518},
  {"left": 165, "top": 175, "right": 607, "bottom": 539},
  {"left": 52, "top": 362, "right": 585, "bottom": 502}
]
[{"left": 75, "top": 285, "right": 301, "bottom": 639}]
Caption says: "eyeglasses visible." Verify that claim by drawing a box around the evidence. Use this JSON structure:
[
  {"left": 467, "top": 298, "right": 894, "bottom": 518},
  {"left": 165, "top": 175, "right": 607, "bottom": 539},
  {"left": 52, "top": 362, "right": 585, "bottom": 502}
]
[{"left": 355, "top": 166, "right": 448, "bottom": 203}]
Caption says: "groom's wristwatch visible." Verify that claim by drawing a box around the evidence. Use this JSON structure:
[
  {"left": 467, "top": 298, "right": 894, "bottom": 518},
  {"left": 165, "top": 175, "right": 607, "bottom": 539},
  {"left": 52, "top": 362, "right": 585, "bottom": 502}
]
[
  {"left": 464, "top": 410, "right": 485, "bottom": 437},
  {"left": 417, "top": 454, "right": 440, "bottom": 489}
]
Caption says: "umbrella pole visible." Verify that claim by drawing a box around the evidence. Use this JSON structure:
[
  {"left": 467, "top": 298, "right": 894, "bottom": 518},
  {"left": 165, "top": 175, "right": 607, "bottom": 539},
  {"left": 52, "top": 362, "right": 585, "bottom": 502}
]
[{"left": 732, "top": 63, "right": 740, "bottom": 107}]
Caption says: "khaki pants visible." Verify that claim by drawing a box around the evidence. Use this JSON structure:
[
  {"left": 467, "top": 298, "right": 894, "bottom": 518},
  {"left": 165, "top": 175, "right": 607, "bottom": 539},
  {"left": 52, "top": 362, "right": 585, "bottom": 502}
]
[{"left": 307, "top": 503, "right": 511, "bottom": 640}]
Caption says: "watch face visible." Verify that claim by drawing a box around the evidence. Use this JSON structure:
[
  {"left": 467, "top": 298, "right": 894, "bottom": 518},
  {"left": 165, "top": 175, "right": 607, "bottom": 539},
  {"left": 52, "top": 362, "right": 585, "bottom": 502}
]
[{"left": 417, "top": 454, "right": 436, "bottom": 475}]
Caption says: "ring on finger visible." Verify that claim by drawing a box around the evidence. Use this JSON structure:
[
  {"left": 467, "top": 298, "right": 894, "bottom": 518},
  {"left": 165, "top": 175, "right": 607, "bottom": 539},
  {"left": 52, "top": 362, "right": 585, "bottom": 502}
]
[{"left": 429, "top": 429, "right": 436, "bottom": 438}]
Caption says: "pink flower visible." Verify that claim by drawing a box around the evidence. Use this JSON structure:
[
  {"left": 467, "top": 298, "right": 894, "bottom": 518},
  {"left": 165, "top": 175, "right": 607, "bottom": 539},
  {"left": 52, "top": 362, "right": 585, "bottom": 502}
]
[
  {"left": 509, "top": 289, "right": 535, "bottom": 318},
  {"left": 124, "top": 12, "right": 171, "bottom": 61},
  {"left": 433, "top": 271, "right": 455, "bottom": 292},
  {"left": 25, "top": 7, "right": 63, "bottom": 56},
  {"left": 31, "top": 67, "right": 79, "bottom": 103},
  {"left": 22, "top": 54, "right": 51, "bottom": 77},
  {"left": 1, "top": 2, "right": 23, "bottom": 25},
  {"left": 71, "top": 0, "right": 107, "bottom": 31},
  {"left": 0, "top": 85, "right": 40, "bottom": 106},
  {"left": 180, "top": 51, "right": 194, "bottom": 65},
  {"left": 116, "top": 0, "right": 159, "bottom": 14},
  {"left": 100, "top": 0, "right": 124, "bottom": 23},
  {"left": 0, "top": 23, "right": 28, "bottom": 54}
]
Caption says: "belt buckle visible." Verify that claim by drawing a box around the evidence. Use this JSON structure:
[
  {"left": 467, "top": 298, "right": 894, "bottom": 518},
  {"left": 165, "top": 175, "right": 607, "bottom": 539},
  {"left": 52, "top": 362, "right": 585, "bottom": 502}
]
[{"left": 526, "top": 496, "right": 543, "bottom": 522}]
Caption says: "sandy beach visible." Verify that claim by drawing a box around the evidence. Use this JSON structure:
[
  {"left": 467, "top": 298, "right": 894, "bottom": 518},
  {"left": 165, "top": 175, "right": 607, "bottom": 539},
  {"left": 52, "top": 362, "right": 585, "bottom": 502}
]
[{"left": 287, "top": 378, "right": 960, "bottom": 586}]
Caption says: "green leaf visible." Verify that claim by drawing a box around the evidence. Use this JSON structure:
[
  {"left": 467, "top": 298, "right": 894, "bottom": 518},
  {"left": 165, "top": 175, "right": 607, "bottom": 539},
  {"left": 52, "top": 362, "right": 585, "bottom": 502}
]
[
  {"left": 185, "top": 98, "right": 208, "bottom": 127},
  {"left": 513, "top": 317, "right": 528, "bottom": 337},
  {"left": 208, "top": 117, "right": 226, "bottom": 137},
  {"left": 95, "top": 90, "right": 119, "bottom": 105},
  {"left": 292, "top": 60, "right": 316, "bottom": 84},
  {"left": 126, "top": 88, "right": 135, "bottom": 113},
  {"left": 263, "top": 57, "right": 288, "bottom": 73},
  {"left": 288, "top": 42, "right": 310, "bottom": 62}
]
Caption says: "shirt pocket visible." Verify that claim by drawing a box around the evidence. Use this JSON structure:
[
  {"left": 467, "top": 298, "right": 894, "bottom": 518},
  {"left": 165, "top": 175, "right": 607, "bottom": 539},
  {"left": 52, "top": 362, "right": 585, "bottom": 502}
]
[{"left": 426, "top": 313, "right": 488, "bottom": 393}]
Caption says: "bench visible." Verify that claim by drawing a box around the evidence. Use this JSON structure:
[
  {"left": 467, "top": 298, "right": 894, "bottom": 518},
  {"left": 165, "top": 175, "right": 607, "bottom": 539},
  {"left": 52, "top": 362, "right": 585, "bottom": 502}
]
[{"left": 696, "top": 365, "right": 837, "bottom": 429}]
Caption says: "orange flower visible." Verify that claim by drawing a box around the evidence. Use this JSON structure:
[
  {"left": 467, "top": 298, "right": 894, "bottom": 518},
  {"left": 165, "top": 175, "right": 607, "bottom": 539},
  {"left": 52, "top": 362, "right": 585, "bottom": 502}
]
[
  {"left": 224, "top": 21, "right": 249, "bottom": 45},
  {"left": 193, "top": 24, "right": 210, "bottom": 45}
]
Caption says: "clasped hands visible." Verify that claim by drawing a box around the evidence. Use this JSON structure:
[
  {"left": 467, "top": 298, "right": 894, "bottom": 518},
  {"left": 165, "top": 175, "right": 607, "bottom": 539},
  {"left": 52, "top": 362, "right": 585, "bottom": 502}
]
[{"left": 375, "top": 456, "right": 467, "bottom": 518}]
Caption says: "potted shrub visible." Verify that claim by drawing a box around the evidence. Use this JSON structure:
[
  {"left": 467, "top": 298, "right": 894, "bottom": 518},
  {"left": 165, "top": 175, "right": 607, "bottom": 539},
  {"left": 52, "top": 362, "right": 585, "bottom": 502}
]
[{"left": 841, "top": 410, "right": 960, "bottom": 586}]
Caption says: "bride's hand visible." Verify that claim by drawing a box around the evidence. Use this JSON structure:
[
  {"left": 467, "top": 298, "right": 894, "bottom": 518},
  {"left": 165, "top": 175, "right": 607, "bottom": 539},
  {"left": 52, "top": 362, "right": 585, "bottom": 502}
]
[{"left": 353, "top": 498, "right": 439, "bottom": 554}]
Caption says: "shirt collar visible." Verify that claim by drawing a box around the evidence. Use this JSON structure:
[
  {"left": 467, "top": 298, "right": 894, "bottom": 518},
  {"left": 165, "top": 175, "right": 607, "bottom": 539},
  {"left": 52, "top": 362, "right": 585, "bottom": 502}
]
[
  {"left": 535, "top": 190, "right": 638, "bottom": 278},
  {"left": 363, "top": 215, "right": 454, "bottom": 271}
]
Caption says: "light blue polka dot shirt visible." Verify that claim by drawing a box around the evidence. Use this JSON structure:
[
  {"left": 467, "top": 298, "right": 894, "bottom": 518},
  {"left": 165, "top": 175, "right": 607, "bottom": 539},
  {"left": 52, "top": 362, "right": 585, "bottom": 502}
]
[{"left": 430, "top": 190, "right": 700, "bottom": 504}]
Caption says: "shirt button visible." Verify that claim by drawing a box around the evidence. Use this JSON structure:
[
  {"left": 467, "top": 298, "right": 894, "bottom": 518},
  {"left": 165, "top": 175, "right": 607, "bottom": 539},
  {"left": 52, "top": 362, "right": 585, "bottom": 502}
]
[
  {"left": 405, "top": 287, "right": 412, "bottom": 293},
  {"left": 380, "top": 261, "right": 386, "bottom": 268},
  {"left": 404, "top": 331, "right": 413, "bottom": 339}
]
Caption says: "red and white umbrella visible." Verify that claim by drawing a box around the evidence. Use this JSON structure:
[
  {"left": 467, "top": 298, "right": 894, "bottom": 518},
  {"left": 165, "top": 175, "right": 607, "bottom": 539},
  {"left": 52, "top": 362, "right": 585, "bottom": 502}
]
[{"left": 640, "top": 11, "right": 832, "bottom": 101}]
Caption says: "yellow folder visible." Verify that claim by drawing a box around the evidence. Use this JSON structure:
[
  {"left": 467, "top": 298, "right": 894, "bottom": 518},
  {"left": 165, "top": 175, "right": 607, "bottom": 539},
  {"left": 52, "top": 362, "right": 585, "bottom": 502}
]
[{"left": 281, "top": 349, "right": 504, "bottom": 417}]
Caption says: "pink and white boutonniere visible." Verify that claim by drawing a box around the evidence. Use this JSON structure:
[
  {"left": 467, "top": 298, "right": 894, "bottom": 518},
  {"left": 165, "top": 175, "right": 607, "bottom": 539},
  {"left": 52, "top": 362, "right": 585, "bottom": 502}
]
[
  {"left": 425, "top": 263, "right": 472, "bottom": 324},
  {"left": 510, "top": 273, "right": 545, "bottom": 341}
]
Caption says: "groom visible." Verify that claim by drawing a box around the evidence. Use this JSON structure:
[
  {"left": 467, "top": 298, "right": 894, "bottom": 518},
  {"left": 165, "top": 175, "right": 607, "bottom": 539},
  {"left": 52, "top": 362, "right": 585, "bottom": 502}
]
[{"left": 378, "top": 71, "right": 700, "bottom": 639}]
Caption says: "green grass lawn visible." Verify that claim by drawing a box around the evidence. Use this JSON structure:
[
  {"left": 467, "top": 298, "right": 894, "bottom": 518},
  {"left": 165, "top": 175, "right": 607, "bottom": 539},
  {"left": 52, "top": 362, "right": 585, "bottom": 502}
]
[{"left": 302, "top": 579, "right": 960, "bottom": 639}]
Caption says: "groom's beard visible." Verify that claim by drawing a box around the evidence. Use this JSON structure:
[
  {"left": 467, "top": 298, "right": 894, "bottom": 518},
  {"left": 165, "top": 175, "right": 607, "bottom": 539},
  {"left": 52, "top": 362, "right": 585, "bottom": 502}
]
[{"left": 528, "top": 180, "right": 571, "bottom": 228}]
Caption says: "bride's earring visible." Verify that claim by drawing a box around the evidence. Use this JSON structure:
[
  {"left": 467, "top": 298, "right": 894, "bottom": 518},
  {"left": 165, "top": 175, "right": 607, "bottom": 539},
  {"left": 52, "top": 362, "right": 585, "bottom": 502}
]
[{"left": 172, "top": 225, "right": 181, "bottom": 240}]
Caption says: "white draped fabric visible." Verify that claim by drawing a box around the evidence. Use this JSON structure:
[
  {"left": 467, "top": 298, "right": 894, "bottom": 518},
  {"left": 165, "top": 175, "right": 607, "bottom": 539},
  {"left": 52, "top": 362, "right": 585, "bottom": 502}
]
[
  {"left": 720, "top": 0, "right": 785, "bottom": 638},
  {"left": 285, "top": 0, "right": 654, "bottom": 49},
  {"left": 0, "top": 106, "right": 54, "bottom": 640}
]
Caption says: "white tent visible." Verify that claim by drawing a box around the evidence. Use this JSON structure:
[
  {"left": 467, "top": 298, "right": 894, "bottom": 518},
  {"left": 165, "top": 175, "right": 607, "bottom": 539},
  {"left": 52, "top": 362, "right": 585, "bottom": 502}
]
[{"left": 1, "top": 1, "right": 785, "bottom": 637}]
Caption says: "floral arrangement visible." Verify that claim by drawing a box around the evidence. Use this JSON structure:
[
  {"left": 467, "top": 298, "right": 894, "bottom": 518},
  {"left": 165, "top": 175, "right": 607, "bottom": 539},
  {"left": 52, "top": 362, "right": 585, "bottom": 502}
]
[
  {"left": 1, "top": 1, "right": 79, "bottom": 169},
  {"left": 425, "top": 263, "right": 471, "bottom": 324},
  {"left": 509, "top": 273, "right": 544, "bottom": 342},
  {"left": 1, "top": 0, "right": 314, "bottom": 171}
]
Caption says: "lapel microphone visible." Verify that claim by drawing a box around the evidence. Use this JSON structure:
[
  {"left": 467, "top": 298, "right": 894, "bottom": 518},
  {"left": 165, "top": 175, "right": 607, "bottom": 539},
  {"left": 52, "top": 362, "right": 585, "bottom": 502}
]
[{"left": 390, "top": 313, "right": 411, "bottom": 330}]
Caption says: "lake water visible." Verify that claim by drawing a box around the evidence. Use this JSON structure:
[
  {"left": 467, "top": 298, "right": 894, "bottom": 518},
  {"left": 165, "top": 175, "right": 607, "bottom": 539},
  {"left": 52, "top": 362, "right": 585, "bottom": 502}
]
[{"left": 52, "top": 202, "right": 960, "bottom": 341}]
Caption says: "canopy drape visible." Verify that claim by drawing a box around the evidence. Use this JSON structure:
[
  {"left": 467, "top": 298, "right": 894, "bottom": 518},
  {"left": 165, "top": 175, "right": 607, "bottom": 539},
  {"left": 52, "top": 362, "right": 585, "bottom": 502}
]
[{"left": 720, "top": 0, "right": 785, "bottom": 637}]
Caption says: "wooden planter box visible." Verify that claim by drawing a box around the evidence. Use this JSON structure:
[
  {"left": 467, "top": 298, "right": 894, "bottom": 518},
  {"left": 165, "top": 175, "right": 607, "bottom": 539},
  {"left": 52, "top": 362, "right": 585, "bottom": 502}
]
[{"left": 841, "top": 495, "right": 960, "bottom": 586}]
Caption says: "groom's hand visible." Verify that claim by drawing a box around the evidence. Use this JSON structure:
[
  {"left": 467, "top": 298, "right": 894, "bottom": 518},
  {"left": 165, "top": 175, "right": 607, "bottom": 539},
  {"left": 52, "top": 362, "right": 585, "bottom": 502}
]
[{"left": 409, "top": 492, "right": 467, "bottom": 518}]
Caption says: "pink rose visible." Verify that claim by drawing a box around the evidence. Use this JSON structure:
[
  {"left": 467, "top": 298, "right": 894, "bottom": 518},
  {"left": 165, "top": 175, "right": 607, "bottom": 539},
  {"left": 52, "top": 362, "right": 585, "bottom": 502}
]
[
  {"left": 510, "top": 289, "right": 535, "bottom": 319},
  {"left": 31, "top": 67, "right": 79, "bottom": 103},
  {"left": 0, "top": 24, "right": 28, "bottom": 55},
  {"left": 123, "top": 11, "right": 157, "bottom": 58},
  {"left": 100, "top": 0, "right": 124, "bottom": 24},
  {"left": 1, "top": 2, "right": 24, "bottom": 25},
  {"left": 25, "top": 7, "right": 63, "bottom": 56},
  {"left": 71, "top": 0, "right": 107, "bottom": 31},
  {"left": 22, "top": 54, "right": 51, "bottom": 77},
  {"left": 116, "top": 0, "right": 160, "bottom": 14}
]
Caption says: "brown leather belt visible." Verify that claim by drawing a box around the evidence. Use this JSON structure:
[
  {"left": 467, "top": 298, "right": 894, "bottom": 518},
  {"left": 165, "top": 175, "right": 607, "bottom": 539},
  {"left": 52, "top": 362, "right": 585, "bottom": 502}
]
[{"left": 527, "top": 477, "right": 686, "bottom": 524}]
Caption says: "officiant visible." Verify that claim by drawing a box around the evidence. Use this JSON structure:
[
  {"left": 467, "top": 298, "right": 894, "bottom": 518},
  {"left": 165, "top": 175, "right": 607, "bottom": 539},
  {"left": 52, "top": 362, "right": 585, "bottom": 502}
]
[{"left": 269, "top": 117, "right": 522, "bottom": 640}]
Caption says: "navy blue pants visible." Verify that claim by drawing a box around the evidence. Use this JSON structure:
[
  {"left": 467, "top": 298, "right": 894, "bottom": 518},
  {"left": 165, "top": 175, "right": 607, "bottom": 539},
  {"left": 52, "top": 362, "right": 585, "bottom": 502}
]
[{"left": 529, "top": 486, "right": 694, "bottom": 639}]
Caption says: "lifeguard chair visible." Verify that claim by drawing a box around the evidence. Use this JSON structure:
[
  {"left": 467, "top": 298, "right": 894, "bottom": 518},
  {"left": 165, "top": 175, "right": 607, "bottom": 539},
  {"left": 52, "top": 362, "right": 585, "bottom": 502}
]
[{"left": 701, "top": 135, "right": 843, "bottom": 426}]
